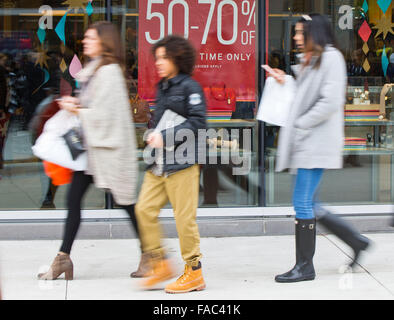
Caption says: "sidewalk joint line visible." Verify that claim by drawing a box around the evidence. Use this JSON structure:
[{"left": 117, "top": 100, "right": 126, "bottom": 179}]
[{"left": 320, "top": 232, "right": 394, "bottom": 297}]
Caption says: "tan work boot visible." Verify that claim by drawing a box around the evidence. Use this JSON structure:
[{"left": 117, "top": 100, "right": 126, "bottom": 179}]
[
  {"left": 165, "top": 263, "right": 206, "bottom": 294},
  {"left": 140, "top": 258, "right": 175, "bottom": 290},
  {"left": 38, "top": 253, "right": 74, "bottom": 280}
]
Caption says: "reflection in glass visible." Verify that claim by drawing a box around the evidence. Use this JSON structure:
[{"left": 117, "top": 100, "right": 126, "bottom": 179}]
[
  {"left": 0, "top": 1, "right": 106, "bottom": 210},
  {"left": 265, "top": 0, "right": 394, "bottom": 206},
  {"left": 113, "top": 0, "right": 259, "bottom": 208}
]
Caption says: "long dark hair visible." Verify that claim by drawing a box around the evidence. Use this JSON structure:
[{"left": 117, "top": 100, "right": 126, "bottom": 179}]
[
  {"left": 298, "top": 13, "right": 338, "bottom": 68},
  {"left": 86, "top": 21, "right": 126, "bottom": 73}
]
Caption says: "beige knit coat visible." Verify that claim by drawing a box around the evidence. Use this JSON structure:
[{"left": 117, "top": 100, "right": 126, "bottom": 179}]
[{"left": 76, "top": 59, "right": 138, "bottom": 205}]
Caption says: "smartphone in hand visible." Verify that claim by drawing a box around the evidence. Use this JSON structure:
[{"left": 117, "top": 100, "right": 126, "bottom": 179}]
[
  {"left": 262, "top": 65, "right": 285, "bottom": 83},
  {"left": 261, "top": 64, "right": 277, "bottom": 75}
]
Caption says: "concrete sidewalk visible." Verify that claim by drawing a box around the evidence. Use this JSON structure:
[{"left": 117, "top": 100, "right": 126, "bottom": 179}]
[{"left": 0, "top": 233, "right": 393, "bottom": 300}]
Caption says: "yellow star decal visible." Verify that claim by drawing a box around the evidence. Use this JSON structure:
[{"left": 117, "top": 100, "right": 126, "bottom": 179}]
[
  {"left": 373, "top": 16, "right": 394, "bottom": 39},
  {"left": 34, "top": 45, "right": 50, "bottom": 69},
  {"left": 62, "top": 0, "right": 88, "bottom": 13}
]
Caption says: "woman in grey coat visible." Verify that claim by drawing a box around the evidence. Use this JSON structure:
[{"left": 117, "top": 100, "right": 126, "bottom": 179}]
[{"left": 268, "top": 14, "right": 370, "bottom": 283}]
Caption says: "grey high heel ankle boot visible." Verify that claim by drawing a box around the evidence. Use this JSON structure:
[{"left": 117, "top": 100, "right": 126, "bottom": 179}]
[
  {"left": 130, "top": 252, "right": 151, "bottom": 278},
  {"left": 38, "top": 254, "right": 74, "bottom": 280}
]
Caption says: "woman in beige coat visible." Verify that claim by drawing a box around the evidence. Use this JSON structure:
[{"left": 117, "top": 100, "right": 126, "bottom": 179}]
[{"left": 38, "top": 22, "right": 141, "bottom": 280}]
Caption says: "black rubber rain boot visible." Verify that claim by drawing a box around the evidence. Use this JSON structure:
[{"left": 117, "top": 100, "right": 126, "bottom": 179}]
[
  {"left": 317, "top": 212, "right": 370, "bottom": 268},
  {"left": 275, "top": 218, "right": 316, "bottom": 283}
]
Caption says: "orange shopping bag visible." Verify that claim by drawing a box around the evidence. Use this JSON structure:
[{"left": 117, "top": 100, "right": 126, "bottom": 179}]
[{"left": 43, "top": 161, "right": 73, "bottom": 186}]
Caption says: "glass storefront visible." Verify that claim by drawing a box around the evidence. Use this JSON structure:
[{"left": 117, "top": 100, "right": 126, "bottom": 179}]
[
  {"left": 0, "top": 0, "right": 259, "bottom": 211},
  {"left": 134, "top": 0, "right": 259, "bottom": 208},
  {"left": 265, "top": 0, "right": 394, "bottom": 206},
  {"left": 0, "top": 0, "right": 393, "bottom": 214},
  {"left": 0, "top": 0, "right": 106, "bottom": 210}
]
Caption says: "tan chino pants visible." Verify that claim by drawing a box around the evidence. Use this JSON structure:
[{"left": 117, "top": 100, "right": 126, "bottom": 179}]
[{"left": 135, "top": 164, "right": 202, "bottom": 267}]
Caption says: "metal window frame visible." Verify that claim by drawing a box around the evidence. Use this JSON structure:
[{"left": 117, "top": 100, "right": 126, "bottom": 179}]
[{"left": 257, "top": 0, "right": 268, "bottom": 206}]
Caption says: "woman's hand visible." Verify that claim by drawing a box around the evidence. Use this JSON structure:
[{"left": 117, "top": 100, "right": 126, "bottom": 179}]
[
  {"left": 58, "top": 96, "right": 81, "bottom": 115},
  {"left": 268, "top": 68, "right": 286, "bottom": 84},
  {"left": 262, "top": 65, "right": 286, "bottom": 84},
  {"left": 147, "top": 131, "right": 164, "bottom": 148}
]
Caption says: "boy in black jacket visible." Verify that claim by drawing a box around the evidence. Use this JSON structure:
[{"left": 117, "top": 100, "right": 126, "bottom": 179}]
[{"left": 136, "top": 35, "right": 207, "bottom": 293}]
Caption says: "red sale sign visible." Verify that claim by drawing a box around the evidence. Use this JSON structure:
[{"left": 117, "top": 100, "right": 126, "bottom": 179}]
[{"left": 138, "top": 0, "right": 256, "bottom": 102}]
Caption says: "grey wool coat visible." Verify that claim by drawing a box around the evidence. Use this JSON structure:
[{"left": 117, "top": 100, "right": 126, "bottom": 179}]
[
  {"left": 276, "top": 46, "right": 347, "bottom": 173},
  {"left": 76, "top": 59, "right": 138, "bottom": 205}
]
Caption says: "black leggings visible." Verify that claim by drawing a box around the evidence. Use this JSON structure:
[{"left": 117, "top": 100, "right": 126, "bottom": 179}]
[{"left": 60, "top": 171, "right": 140, "bottom": 254}]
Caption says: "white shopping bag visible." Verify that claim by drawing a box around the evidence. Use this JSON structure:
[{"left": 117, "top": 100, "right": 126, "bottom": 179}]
[
  {"left": 32, "top": 109, "right": 87, "bottom": 171},
  {"left": 256, "top": 75, "right": 296, "bottom": 127}
]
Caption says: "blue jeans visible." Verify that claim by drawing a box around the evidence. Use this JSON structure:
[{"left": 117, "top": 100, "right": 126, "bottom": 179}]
[{"left": 293, "top": 169, "right": 324, "bottom": 220}]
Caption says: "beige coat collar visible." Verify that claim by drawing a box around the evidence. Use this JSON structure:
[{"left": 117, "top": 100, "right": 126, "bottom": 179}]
[{"left": 75, "top": 57, "right": 102, "bottom": 84}]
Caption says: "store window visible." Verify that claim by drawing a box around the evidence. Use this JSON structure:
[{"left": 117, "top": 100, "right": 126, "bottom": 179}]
[
  {"left": 265, "top": 0, "right": 394, "bottom": 206},
  {"left": 114, "top": 0, "right": 260, "bottom": 208},
  {"left": 0, "top": 0, "right": 259, "bottom": 211},
  {"left": 0, "top": 0, "right": 106, "bottom": 210}
]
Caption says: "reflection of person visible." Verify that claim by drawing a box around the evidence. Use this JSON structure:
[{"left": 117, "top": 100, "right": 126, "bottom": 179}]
[
  {"left": 6, "top": 57, "right": 26, "bottom": 115},
  {"left": 31, "top": 52, "right": 63, "bottom": 210},
  {"left": 348, "top": 49, "right": 367, "bottom": 77},
  {"left": 0, "top": 54, "right": 8, "bottom": 110},
  {"left": 29, "top": 93, "right": 61, "bottom": 209},
  {"left": 136, "top": 35, "right": 206, "bottom": 293},
  {"left": 20, "top": 53, "right": 47, "bottom": 129},
  {"left": 387, "top": 51, "right": 394, "bottom": 82},
  {"left": 38, "top": 22, "right": 141, "bottom": 280},
  {"left": 202, "top": 165, "right": 219, "bottom": 205},
  {"left": 270, "top": 14, "right": 370, "bottom": 283},
  {"left": 35, "top": 53, "right": 72, "bottom": 210},
  {"left": 269, "top": 49, "right": 286, "bottom": 70},
  {"left": 0, "top": 53, "right": 10, "bottom": 172},
  {"left": 126, "top": 48, "right": 138, "bottom": 80}
]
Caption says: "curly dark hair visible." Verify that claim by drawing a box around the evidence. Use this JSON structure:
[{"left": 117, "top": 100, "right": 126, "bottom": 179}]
[{"left": 152, "top": 35, "right": 196, "bottom": 75}]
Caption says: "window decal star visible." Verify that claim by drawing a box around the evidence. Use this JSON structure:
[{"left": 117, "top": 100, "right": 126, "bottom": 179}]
[{"left": 373, "top": 16, "right": 394, "bottom": 39}]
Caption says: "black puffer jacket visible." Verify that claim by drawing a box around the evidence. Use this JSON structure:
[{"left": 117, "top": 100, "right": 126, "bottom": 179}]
[{"left": 147, "top": 73, "right": 206, "bottom": 174}]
